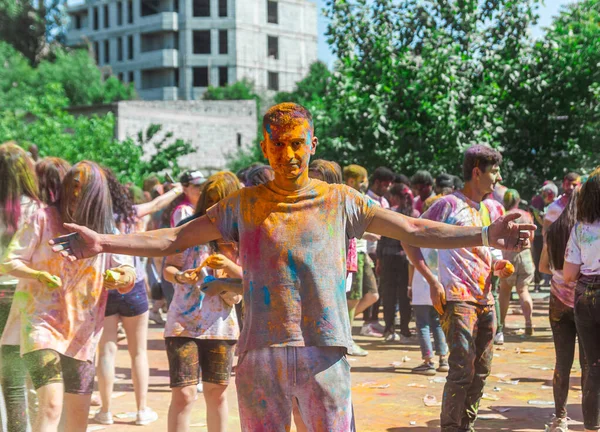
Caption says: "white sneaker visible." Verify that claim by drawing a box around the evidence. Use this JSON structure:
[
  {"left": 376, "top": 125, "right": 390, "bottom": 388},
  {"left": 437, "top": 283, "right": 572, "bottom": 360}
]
[
  {"left": 494, "top": 332, "right": 504, "bottom": 345},
  {"left": 384, "top": 332, "right": 401, "bottom": 342},
  {"left": 94, "top": 410, "right": 114, "bottom": 425},
  {"left": 370, "top": 321, "right": 386, "bottom": 333},
  {"left": 348, "top": 342, "right": 368, "bottom": 356},
  {"left": 197, "top": 382, "right": 203, "bottom": 393},
  {"left": 149, "top": 310, "right": 165, "bottom": 325},
  {"left": 545, "top": 416, "right": 569, "bottom": 432},
  {"left": 360, "top": 323, "right": 383, "bottom": 338},
  {"left": 136, "top": 407, "right": 158, "bottom": 426}
]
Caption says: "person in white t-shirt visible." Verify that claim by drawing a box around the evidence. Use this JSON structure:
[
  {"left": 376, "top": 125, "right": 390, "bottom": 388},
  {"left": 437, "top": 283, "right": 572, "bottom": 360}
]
[
  {"left": 564, "top": 167, "right": 600, "bottom": 432},
  {"left": 408, "top": 247, "right": 449, "bottom": 376}
]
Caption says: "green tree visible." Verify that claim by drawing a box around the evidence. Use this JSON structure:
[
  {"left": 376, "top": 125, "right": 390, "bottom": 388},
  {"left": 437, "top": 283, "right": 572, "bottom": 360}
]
[
  {"left": 323, "top": 0, "right": 542, "bottom": 185},
  {"left": 0, "top": 83, "right": 194, "bottom": 186},
  {"left": 497, "top": 0, "right": 600, "bottom": 191},
  {"left": 0, "top": 42, "right": 135, "bottom": 110},
  {"left": 0, "top": 0, "right": 65, "bottom": 65}
]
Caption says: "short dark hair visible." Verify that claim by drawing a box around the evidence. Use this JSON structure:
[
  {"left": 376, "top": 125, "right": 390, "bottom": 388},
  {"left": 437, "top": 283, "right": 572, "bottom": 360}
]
[
  {"left": 370, "top": 166, "right": 395, "bottom": 184},
  {"left": 462, "top": 145, "right": 502, "bottom": 181},
  {"left": 453, "top": 175, "right": 464, "bottom": 190},
  {"left": 435, "top": 173, "right": 454, "bottom": 190},
  {"left": 577, "top": 167, "right": 600, "bottom": 223},
  {"left": 394, "top": 173, "right": 410, "bottom": 185},
  {"left": 411, "top": 170, "right": 433, "bottom": 186},
  {"left": 245, "top": 165, "right": 274, "bottom": 186},
  {"left": 565, "top": 172, "right": 581, "bottom": 182},
  {"left": 262, "top": 103, "right": 313, "bottom": 135}
]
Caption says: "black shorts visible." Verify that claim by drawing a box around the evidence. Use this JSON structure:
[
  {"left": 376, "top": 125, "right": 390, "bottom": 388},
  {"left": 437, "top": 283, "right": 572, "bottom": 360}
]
[
  {"left": 165, "top": 337, "right": 236, "bottom": 387},
  {"left": 105, "top": 279, "right": 149, "bottom": 317},
  {"left": 22, "top": 349, "right": 95, "bottom": 395}
]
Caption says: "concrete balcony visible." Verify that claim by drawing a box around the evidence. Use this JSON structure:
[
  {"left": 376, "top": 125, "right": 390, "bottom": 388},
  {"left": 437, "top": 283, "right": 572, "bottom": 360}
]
[
  {"left": 137, "top": 49, "right": 178, "bottom": 69},
  {"left": 138, "top": 87, "right": 179, "bottom": 100},
  {"left": 139, "top": 12, "right": 178, "bottom": 34},
  {"left": 65, "top": 28, "right": 88, "bottom": 46}
]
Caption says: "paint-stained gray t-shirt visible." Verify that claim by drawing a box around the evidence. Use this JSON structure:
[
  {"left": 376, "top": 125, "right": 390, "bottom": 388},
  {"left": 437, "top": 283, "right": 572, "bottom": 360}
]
[{"left": 207, "top": 179, "right": 376, "bottom": 354}]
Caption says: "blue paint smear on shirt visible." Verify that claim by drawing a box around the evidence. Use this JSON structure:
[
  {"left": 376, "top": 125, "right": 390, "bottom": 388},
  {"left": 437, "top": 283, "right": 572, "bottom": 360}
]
[
  {"left": 288, "top": 249, "right": 298, "bottom": 281},
  {"left": 262, "top": 286, "right": 271, "bottom": 306}
]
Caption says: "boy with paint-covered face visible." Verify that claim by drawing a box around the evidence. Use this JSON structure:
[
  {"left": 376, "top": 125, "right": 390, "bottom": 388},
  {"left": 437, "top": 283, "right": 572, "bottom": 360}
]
[
  {"left": 404, "top": 145, "right": 516, "bottom": 432},
  {"left": 49, "top": 103, "right": 536, "bottom": 432}
]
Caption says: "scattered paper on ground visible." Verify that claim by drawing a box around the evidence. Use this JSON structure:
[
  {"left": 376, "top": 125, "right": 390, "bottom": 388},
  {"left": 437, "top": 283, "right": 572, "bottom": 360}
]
[
  {"left": 115, "top": 412, "right": 136, "bottom": 419},
  {"left": 528, "top": 400, "right": 555, "bottom": 406},
  {"left": 423, "top": 395, "right": 441, "bottom": 407},
  {"left": 369, "top": 383, "right": 390, "bottom": 389},
  {"left": 490, "top": 406, "right": 511, "bottom": 413},
  {"left": 408, "top": 383, "right": 427, "bottom": 388},
  {"left": 430, "top": 377, "right": 446, "bottom": 383},
  {"left": 530, "top": 365, "right": 553, "bottom": 371},
  {"left": 491, "top": 373, "right": 511, "bottom": 379},
  {"left": 479, "top": 413, "right": 508, "bottom": 420},
  {"left": 515, "top": 348, "right": 536, "bottom": 354},
  {"left": 500, "top": 379, "right": 520, "bottom": 385},
  {"left": 482, "top": 393, "right": 500, "bottom": 401}
]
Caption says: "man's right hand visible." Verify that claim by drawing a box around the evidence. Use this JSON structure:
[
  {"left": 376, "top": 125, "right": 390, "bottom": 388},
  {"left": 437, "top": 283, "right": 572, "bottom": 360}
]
[
  {"left": 49, "top": 223, "right": 104, "bottom": 261},
  {"left": 430, "top": 280, "right": 446, "bottom": 315}
]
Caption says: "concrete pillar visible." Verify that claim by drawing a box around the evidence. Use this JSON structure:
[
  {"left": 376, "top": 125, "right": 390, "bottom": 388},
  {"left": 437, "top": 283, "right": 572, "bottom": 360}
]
[{"left": 179, "top": 0, "right": 193, "bottom": 100}]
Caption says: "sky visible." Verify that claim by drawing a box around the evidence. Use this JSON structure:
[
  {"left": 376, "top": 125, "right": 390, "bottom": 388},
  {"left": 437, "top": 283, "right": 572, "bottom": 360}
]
[{"left": 314, "top": 0, "right": 576, "bottom": 67}]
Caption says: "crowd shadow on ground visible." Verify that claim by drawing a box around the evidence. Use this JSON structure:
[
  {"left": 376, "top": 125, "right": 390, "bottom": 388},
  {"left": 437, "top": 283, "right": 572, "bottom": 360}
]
[{"left": 385, "top": 403, "right": 585, "bottom": 431}]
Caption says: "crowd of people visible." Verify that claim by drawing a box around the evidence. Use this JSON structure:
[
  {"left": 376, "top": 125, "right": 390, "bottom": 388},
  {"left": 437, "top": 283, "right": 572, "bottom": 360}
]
[{"left": 0, "top": 102, "right": 598, "bottom": 432}]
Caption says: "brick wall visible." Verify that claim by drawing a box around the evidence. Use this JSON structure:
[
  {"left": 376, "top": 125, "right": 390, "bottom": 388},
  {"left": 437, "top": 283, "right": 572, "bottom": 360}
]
[{"left": 115, "top": 100, "right": 257, "bottom": 173}]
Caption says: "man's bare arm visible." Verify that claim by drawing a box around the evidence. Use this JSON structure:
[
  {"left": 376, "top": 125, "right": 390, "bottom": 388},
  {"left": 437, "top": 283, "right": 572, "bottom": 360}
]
[
  {"left": 367, "top": 208, "right": 481, "bottom": 249},
  {"left": 50, "top": 215, "right": 222, "bottom": 261},
  {"left": 367, "top": 207, "right": 534, "bottom": 251}
]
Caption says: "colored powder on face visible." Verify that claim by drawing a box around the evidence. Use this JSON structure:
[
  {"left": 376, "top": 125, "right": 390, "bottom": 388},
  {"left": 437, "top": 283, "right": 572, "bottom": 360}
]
[{"left": 262, "top": 286, "right": 271, "bottom": 306}]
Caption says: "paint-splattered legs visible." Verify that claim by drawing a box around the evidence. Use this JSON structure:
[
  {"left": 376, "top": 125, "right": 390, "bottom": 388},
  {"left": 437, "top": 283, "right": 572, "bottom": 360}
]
[
  {"left": 235, "top": 348, "right": 292, "bottom": 431},
  {"left": 549, "top": 294, "right": 579, "bottom": 419},
  {"left": 0, "top": 344, "right": 28, "bottom": 432},
  {"left": 574, "top": 282, "right": 600, "bottom": 430},
  {"left": 461, "top": 305, "right": 495, "bottom": 430},
  {"left": 440, "top": 302, "right": 478, "bottom": 432},
  {"left": 235, "top": 347, "right": 354, "bottom": 432},
  {"left": 294, "top": 347, "right": 355, "bottom": 432}
]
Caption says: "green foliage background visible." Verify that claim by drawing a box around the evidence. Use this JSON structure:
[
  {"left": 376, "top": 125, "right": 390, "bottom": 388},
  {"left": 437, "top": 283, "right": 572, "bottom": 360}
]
[
  {"left": 0, "top": 42, "right": 194, "bottom": 186},
  {"left": 230, "top": 0, "right": 599, "bottom": 197},
  {"left": 1, "top": 0, "right": 598, "bottom": 195}
]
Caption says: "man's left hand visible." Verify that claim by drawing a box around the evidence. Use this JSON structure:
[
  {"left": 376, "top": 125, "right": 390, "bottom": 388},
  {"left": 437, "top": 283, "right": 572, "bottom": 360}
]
[{"left": 489, "top": 213, "right": 535, "bottom": 251}]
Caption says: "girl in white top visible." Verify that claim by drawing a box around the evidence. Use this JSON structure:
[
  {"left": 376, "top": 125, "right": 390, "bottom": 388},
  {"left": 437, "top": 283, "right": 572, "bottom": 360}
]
[
  {"left": 564, "top": 167, "right": 600, "bottom": 432},
  {"left": 0, "top": 142, "right": 42, "bottom": 432}
]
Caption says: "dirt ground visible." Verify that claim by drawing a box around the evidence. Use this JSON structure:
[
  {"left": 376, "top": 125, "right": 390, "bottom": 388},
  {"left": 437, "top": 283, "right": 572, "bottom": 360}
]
[{"left": 85, "top": 290, "right": 585, "bottom": 432}]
